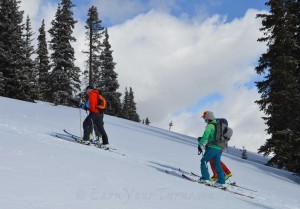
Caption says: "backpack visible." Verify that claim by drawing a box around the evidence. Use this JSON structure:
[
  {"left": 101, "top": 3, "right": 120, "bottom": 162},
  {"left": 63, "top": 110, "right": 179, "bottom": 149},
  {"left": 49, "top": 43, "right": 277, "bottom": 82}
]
[
  {"left": 213, "top": 118, "right": 233, "bottom": 148},
  {"left": 96, "top": 93, "right": 107, "bottom": 110}
]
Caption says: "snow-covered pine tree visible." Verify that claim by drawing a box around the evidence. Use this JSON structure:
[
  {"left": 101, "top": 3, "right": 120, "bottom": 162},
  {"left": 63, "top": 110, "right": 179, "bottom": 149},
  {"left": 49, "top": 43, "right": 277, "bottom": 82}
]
[
  {"left": 169, "top": 121, "right": 173, "bottom": 131},
  {"left": 99, "top": 29, "right": 122, "bottom": 117},
  {"left": 0, "top": 72, "right": 4, "bottom": 95},
  {"left": 145, "top": 117, "right": 150, "bottom": 125},
  {"left": 48, "top": 0, "right": 81, "bottom": 106},
  {"left": 36, "top": 19, "right": 50, "bottom": 101},
  {"left": 0, "top": 0, "right": 29, "bottom": 100},
  {"left": 127, "top": 87, "right": 140, "bottom": 122},
  {"left": 256, "top": 0, "right": 300, "bottom": 174},
  {"left": 122, "top": 87, "right": 130, "bottom": 119},
  {"left": 22, "top": 15, "right": 38, "bottom": 101},
  {"left": 0, "top": 1, "right": 4, "bottom": 96},
  {"left": 83, "top": 5, "right": 104, "bottom": 87},
  {"left": 241, "top": 146, "right": 248, "bottom": 160}
]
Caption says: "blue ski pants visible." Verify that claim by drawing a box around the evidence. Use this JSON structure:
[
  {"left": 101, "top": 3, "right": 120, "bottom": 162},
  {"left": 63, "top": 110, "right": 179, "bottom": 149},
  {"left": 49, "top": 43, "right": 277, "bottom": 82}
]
[{"left": 200, "top": 147, "right": 225, "bottom": 184}]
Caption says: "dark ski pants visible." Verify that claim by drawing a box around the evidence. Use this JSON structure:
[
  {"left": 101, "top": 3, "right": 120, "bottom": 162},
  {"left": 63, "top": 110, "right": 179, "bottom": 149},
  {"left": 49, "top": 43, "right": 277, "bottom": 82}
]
[
  {"left": 88, "top": 119, "right": 101, "bottom": 138},
  {"left": 83, "top": 112, "right": 109, "bottom": 145}
]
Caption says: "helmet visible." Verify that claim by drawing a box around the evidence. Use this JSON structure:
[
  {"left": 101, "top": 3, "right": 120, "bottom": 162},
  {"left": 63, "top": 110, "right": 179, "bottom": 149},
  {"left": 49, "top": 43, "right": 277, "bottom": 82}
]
[{"left": 201, "top": 111, "right": 215, "bottom": 121}]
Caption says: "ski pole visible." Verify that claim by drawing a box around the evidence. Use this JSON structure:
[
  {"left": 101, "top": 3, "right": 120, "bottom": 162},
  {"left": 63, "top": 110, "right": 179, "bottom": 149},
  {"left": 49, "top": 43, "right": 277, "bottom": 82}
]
[
  {"left": 79, "top": 107, "right": 82, "bottom": 139},
  {"left": 79, "top": 96, "right": 83, "bottom": 139},
  {"left": 91, "top": 119, "right": 96, "bottom": 141}
]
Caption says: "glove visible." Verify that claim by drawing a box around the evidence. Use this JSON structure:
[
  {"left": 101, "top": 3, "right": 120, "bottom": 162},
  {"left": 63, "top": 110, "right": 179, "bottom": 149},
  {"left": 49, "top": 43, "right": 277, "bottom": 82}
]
[
  {"left": 79, "top": 103, "right": 87, "bottom": 110},
  {"left": 198, "top": 145, "right": 203, "bottom": 154}
]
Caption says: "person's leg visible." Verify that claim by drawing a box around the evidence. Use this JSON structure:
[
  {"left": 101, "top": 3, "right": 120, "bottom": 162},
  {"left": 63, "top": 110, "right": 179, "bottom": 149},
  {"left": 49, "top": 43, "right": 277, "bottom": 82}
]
[
  {"left": 91, "top": 113, "right": 109, "bottom": 145},
  {"left": 201, "top": 148, "right": 217, "bottom": 180},
  {"left": 210, "top": 159, "right": 218, "bottom": 178},
  {"left": 88, "top": 118, "right": 94, "bottom": 141},
  {"left": 213, "top": 150, "right": 225, "bottom": 184},
  {"left": 83, "top": 114, "right": 92, "bottom": 141},
  {"left": 88, "top": 119, "right": 101, "bottom": 142},
  {"left": 93, "top": 124, "right": 100, "bottom": 137},
  {"left": 221, "top": 161, "right": 231, "bottom": 176}
]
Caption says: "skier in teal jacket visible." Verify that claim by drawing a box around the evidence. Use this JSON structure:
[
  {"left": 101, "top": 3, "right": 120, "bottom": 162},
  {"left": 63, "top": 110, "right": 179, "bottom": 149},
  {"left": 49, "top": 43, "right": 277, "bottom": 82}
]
[{"left": 198, "top": 111, "right": 225, "bottom": 187}]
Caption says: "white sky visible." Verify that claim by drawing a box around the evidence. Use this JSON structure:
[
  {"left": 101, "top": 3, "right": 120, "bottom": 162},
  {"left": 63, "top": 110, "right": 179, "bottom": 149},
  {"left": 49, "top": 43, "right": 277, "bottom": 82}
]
[{"left": 19, "top": 0, "right": 269, "bottom": 152}]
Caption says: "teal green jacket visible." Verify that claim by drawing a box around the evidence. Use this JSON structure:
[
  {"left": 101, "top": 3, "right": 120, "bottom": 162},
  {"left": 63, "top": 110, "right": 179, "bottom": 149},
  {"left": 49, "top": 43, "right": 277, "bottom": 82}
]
[{"left": 198, "top": 119, "right": 222, "bottom": 150}]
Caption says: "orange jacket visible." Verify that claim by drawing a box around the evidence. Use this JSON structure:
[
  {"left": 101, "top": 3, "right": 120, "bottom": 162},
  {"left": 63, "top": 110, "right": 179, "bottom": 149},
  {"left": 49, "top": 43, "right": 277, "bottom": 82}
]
[{"left": 88, "top": 90, "right": 100, "bottom": 113}]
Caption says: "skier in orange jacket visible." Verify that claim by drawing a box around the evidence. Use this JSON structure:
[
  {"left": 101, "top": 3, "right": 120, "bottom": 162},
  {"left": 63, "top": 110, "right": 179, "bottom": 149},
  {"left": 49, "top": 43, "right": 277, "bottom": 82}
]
[{"left": 80, "top": 85, "right": 109, "bottom": 149}]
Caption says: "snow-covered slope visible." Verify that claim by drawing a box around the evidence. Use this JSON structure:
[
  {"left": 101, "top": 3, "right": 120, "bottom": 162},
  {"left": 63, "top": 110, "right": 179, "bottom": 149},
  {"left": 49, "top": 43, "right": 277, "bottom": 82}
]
[{"left": 0, "top": 96, "right": 300, "bottom": 209}]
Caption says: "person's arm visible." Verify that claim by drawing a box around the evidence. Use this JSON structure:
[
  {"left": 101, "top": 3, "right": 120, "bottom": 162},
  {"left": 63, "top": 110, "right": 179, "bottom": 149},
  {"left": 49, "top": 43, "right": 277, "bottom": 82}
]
[{"left": 198, "top": 124, "right": 214, "bottom": 146}]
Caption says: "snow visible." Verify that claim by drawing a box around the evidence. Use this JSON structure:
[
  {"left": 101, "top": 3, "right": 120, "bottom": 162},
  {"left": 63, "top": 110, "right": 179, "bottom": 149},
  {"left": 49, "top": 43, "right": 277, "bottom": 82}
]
[{"left": 0, "top": 96, "right": 300, "bottom": 209}]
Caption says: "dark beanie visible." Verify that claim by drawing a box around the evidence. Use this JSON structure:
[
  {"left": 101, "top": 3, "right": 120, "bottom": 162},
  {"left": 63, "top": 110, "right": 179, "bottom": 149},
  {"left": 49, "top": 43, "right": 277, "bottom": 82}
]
[{"left": 85, "top": 85, "right": 94, "bottom": 91}]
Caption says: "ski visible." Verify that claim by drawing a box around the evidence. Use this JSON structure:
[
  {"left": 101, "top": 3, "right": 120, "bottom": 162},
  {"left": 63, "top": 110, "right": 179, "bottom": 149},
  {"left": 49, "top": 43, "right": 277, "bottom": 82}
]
[
  {"left": 178, "top": 168, "right": 200, "bottom": 177},
  {"left": 191, "top": 172, "right": 200, "bottom": 177},
  {"left": 181, "top": 174, "right": 255, "bottom": 199},
  {"left": 95, "top": 143, "right": 126, "bottom": 156},
  {"left": 181, "top": 173, "right": 198, "bottom": 182},
  {"left": 178, "top": 168, "right": 191, "bottom": 175},
  {"left": 228, "top": 182, "right": 258, "bottom": 192},
  {"left": 63, "top": 129, "right": 81, "bottom": 140},
  {"left": 102, "top": 148, "right": 126, "bottom": 156},
  {"left": 61, "top": 130, "right": 124, "bottom": 155},
  {"left": 55, "top": 133, "right": 90, "bottom": 145},
  {"left": 179, "top": 168, "right": 256, "bottom": 192},
  {"left": 63, "top": 129, "right": 117, "bottom": 150}
]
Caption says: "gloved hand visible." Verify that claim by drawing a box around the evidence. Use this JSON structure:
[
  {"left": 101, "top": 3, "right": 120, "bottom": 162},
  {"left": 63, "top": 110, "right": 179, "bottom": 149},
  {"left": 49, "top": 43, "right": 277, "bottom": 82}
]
[
  {"left": 197, "top": 137, "right": 202, "bottom": 142},
  {"left": 79, "top": 103, "right": 87, "bottom": 110},
  {"left": 198, "top": 145, "right": 203, "bottom": 155}
]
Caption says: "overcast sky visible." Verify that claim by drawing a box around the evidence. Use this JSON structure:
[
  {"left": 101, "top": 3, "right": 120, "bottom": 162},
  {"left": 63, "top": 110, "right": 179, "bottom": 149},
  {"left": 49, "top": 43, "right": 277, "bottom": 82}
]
[{"left": 19, "top": 0, "right": 269, "bottom": 152}]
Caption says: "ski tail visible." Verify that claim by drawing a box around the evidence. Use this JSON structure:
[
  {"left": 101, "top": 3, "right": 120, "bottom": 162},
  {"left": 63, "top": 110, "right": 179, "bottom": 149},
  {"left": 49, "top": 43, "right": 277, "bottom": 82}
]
[
  {"left": 63, "top": 129, "right": 81, "bottom": 140},
  {"left": 191, "top": 172, "right": 200, "bottom": 177},
  {"left": 178, "top": 168, "right": 200, "bottom": 178},
  {"left": 182, "top": 174, "right": 198, "bottom": 182}
]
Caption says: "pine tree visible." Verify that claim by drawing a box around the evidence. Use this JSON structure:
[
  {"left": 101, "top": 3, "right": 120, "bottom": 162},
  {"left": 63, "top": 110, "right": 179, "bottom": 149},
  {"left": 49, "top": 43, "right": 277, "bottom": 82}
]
[
  {"left": 99, "top": 29, "right": 122, "bottom": 117},
  {"left": 169, "top": 121, "right": 173, "bottom": 131},
  {"left": 145, "top": 117, "right": 150, "bottom": 125},
  {"left": 122, "top": 87, "right": 140, "bottom": 122},
  {"left": 127, "top": 87, "right": 140, "bottom": 122},
  {"left": 0, "top": 72, "right": 4, "bottom": 95},
  {"left": 0, "top": 0, "right": 29, "bottom": 100},
  {"left": 36, "top": 19, "right": 50, "bottom": 101},
  {"left": 48, "top": 0, "right": 81, "bottom": 106},
  {"left": 0, "top": 1, "right": 5, "bottom": 96},
  {"left": 241, "top": 146, "right": 248, "bottom": 160},
  {"left": 256, "top": 0, "right": 300, "bottom": 174},
  {"left": 83, "top": 5, "right": 104, "bottom": 87},
  {"left": 122, "top": 87, "right": 130, "bottom": 119},
  {"left": 23, "top": 15, "right": 38, "bottom": 101}
]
